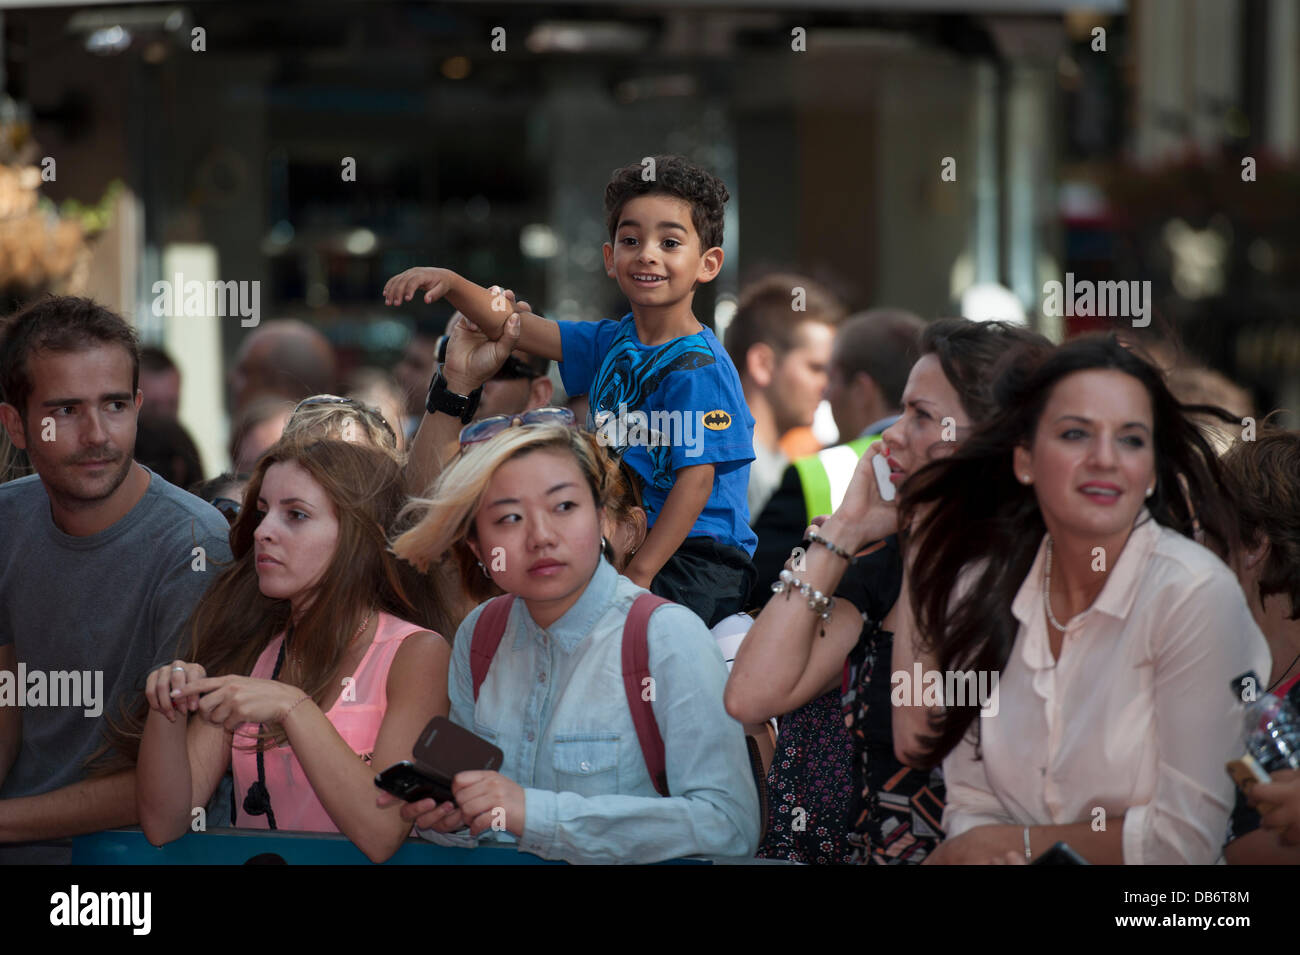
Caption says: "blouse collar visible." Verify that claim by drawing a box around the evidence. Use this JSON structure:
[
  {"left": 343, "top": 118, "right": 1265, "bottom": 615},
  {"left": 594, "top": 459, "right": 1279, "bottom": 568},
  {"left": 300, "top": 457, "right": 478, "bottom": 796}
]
[{"left": 1012, "top": 508, "right": 1162, "bottom": 668}]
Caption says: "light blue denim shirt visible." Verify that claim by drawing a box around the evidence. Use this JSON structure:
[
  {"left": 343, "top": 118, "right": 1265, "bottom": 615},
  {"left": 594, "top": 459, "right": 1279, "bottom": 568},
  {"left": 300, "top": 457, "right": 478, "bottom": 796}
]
[{"left": 417, "top": 557, "right": 760, "bottom": 863}]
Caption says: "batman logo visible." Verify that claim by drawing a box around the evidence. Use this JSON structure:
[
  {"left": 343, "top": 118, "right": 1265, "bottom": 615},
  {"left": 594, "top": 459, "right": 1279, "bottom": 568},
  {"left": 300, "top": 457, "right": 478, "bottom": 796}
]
[{"left": 702, "top": 410, "right": 732, "bottom": 431}]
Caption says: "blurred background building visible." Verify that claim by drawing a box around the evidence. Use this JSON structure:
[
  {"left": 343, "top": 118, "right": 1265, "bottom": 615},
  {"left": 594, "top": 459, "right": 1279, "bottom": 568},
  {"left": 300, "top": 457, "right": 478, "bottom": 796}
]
[{"left": 0, "top": 0, "right": 1296, "bottom": 473}]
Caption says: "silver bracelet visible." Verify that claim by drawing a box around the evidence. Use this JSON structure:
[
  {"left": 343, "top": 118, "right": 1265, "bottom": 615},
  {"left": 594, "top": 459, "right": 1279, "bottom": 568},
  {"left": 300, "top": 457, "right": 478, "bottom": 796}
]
[
  {"left": 1023, "top": 826, "right": 1032, "bottom": 862},
  {"left": 807, "top": 526, "right": 855, "bottom": 563},
  {"left": 771, "top": 569, "right": 836, "bottom": 634}
]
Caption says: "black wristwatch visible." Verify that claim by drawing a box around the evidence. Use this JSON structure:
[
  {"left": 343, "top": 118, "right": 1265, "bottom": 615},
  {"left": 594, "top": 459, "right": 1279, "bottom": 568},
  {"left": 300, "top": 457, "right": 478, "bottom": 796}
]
[{"left": 426, "top": 368, "right": 483, "bottom": 424}]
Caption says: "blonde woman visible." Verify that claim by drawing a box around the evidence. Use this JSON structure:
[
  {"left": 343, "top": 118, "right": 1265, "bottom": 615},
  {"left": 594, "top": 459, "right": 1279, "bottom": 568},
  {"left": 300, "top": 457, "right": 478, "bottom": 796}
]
[{"left": 386, "top": 416, "right": 759, "bottom": 864}]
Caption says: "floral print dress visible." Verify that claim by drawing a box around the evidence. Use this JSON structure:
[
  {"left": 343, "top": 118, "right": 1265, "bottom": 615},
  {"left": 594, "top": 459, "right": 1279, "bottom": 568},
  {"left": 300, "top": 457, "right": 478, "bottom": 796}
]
[{"left": 755, "top": 535, "right": 945, "bottom": 864}]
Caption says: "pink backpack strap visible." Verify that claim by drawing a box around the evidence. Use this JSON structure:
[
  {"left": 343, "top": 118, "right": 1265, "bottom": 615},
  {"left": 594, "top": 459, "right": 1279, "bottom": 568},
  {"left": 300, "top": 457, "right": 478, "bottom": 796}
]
[
  {"left": 622, "top": 593, "right": 673, "bottom": 797},
  {"left": 470, "top": 595, "right": 517, "bottom": 701}
]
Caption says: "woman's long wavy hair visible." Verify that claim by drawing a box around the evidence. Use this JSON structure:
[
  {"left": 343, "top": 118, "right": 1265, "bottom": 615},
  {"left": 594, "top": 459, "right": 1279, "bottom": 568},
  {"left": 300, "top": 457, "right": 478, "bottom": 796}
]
[
  {"left": 899, "top": 335, "right": 1241, "bottom": 768},
  {"left": 96, "top": 436, "right": 452, "bottom": 768}
]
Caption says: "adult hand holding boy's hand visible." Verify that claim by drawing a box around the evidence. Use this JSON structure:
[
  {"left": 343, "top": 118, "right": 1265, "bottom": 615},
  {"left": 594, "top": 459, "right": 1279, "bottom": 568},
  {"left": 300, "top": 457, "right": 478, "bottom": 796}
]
[
  {"left": 383, "top": 266, "right": 457, "bottom": 307},
  {"left": 444, "top": 294, "right": 523, "bottom": 394}
]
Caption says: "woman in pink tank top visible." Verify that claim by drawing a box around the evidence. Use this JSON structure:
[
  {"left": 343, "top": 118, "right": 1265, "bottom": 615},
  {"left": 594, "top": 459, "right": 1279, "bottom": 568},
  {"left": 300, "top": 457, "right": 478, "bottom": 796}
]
[{"left": 136, "top": 436, "right": 451, "bottom": 862}]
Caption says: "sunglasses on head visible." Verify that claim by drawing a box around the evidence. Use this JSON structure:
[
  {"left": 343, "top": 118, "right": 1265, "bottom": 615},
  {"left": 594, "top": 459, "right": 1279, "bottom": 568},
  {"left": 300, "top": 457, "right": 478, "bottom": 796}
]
[
  {"left": 291, "top": 394, "right": 398, "bottom": 443},
  {"left": 211, "top": 497, "right": 241, "bottom": 524},
  {"left": 458, "top": 407, "right": 577, "bottom": 449}
]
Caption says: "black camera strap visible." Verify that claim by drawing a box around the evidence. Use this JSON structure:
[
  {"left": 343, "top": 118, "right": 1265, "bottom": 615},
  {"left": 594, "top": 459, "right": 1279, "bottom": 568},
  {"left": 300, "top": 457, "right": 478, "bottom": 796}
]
[{"left": 238, "top": 625, "right": 291, "bottom": 830}]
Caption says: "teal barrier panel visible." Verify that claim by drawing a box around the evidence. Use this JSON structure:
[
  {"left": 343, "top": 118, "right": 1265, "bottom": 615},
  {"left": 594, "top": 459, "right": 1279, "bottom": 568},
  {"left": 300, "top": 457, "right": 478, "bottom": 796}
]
[{"left": 70, "top": 828, "right": 722, "bottom": 865}]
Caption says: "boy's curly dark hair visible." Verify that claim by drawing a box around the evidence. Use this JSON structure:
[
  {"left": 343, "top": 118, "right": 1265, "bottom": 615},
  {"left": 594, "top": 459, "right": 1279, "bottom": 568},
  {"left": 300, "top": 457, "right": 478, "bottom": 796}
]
[{"left": 604, "top": 155, "right": 729, "bottom": 252}]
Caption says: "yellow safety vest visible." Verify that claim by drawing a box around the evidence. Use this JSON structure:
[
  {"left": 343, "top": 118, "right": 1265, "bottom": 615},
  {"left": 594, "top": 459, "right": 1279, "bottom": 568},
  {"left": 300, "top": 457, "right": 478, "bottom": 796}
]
[{"left": 792, "top": 434, "right": 880, "bottom": 525}]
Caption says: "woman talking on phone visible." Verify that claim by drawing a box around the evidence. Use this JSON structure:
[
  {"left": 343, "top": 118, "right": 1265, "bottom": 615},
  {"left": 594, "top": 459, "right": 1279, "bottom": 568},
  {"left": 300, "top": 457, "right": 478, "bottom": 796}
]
[
  {"left": 903, "top": 336, "right": 1270, "bottom": 864},
  {"left": 386, "top": 415, "right": 759, "bottom": 864},
  {"left": 133, "top": 437, "right": 450, "bottom": 863},
  {"left": 725, "top": 319, "right": 1048, "bottom": 864}
]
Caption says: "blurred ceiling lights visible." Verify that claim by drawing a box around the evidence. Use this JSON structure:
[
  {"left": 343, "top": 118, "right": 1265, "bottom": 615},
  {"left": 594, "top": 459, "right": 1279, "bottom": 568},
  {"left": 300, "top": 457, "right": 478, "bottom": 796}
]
[
  {"left": 67, "top": 7, "right": 190, "bottom": 56},
  {"left": 344, "top": 228, "right": 377, "bottom": 256},
  {"left": 520, "top": 224, "right": 559, "bottom": 259},
  {"left": 525, "top": 21, "right": 650, "bottom": 54}
]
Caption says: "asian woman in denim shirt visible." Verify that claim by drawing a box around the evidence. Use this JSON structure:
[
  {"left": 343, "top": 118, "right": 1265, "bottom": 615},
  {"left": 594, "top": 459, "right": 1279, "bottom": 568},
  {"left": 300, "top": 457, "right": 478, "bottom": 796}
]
[{"left": 386, "top": 417, "right": 760, "bottom": 863}]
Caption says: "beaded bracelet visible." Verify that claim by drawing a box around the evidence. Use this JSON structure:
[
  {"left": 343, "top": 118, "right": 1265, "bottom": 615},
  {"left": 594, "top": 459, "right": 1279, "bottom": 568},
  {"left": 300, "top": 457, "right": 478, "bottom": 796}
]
[
  {"left": 771, "top": 568, "right": 836, "bottom": 636},
  {"left": 807, "top": 526, "right": 855, "bottom": 563}
]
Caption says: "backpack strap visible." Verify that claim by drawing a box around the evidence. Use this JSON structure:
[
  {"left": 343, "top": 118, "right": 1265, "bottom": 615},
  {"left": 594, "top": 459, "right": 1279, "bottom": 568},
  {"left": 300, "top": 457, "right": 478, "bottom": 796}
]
[
  {"left": 470, "top": 595, "right": 517, "bottom": 701},
  {"left": 622, "top": 593, "right": 672, "bottom": 797}
]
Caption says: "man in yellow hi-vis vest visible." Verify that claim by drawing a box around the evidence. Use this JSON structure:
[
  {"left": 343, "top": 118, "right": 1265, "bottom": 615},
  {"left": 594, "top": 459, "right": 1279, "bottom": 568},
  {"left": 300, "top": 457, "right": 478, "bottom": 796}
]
[{"left": 748, "top": 310, "right": 924, "bottom": 608}]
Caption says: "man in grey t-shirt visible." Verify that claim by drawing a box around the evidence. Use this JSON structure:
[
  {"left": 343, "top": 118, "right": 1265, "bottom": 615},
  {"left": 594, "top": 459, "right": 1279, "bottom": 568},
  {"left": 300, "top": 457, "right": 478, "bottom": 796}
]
[{"left": 0, "top": 296, "right": 232, "bottom": 862}]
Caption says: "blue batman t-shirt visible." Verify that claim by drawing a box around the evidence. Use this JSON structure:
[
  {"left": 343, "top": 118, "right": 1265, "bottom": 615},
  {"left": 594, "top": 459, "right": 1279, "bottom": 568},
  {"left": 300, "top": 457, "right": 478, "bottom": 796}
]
[{"left": 559, "top": 314, "right": 757, "bottom": 556}]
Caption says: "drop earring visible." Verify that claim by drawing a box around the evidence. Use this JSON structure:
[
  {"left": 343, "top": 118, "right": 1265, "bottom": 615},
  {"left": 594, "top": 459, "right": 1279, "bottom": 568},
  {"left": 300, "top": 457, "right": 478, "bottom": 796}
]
[
  {"left": 478, "top": 560, "right": 491, "bottom": 578},
  {"left": 1145, "top": 486, "right": 1154, "bottom": 498}
]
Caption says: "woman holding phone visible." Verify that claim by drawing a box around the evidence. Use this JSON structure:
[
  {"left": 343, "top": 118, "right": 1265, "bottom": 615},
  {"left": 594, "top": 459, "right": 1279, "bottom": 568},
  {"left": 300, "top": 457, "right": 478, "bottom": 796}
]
[
  {"left": 133, "top": 437, "right": 450, "bottom": 863},
  {"left": 386, "top": 414, "right": 759, "bottom": 864},
  {"left": 726, "top": 319, "right": 1048, "bottom": 864}
]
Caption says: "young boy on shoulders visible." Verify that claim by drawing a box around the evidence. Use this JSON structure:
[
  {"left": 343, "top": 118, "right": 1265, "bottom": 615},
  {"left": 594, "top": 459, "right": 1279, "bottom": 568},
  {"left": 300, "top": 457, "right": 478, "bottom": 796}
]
[{"left": 383, "top": 155, "right": 756, "bottom": 627}]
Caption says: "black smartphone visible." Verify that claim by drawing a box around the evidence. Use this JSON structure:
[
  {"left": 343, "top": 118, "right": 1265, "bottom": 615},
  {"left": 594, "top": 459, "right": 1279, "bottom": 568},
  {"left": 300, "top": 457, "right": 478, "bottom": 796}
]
[
  {"left": 1030, "top": 841, "right": 1090, "bottom": 865},
  {"left": 374, "top": 761, "right": 456, "bottom": 804},
  {"left": 374, "top": 716, "right": 504, "bottom": 804}
]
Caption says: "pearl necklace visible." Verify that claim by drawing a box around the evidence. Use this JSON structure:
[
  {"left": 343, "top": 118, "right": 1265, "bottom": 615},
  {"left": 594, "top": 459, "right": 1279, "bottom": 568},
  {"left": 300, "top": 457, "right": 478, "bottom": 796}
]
[{"left": 1043, "top": 537, "right": 1070, "bottom": 633}]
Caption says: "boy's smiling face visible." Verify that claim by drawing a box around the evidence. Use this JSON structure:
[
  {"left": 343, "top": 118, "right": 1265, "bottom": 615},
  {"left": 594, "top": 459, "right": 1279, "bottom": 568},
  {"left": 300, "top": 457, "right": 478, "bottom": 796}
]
[{"left": 603, "top": 194, "right": 723, "bottom": 311}]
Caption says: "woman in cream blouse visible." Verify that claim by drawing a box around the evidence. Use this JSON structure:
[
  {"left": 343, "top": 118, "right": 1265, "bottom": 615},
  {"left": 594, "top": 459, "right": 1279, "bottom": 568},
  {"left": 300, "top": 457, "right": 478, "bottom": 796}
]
[{"left": 891, "top": 335, "right": 1269, "bottom": 864}]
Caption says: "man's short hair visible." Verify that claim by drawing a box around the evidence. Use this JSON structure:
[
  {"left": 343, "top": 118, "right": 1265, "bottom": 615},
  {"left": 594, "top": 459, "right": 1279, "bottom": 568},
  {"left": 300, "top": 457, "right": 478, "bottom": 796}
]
[
  {"left": 724, "top": 273, "right": 846, "bottom": 373},
  {"left": 604, "top": 155, "right": 730, "bottom": 252},
  {"left": 239, "top": 321, "right": 337, "bottom": 404},
  {"left": 833, "top": 309, "right": 927, "bottom": 408},
  {"left": 0, "top": 296, "right": 140, "bottom": 418}
]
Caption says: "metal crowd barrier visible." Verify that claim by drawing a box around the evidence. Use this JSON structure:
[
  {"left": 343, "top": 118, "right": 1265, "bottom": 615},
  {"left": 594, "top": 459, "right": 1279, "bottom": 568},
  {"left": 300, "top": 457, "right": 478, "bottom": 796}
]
[{"left": 69, "top": 828, "right": 783, "bottom": 865}]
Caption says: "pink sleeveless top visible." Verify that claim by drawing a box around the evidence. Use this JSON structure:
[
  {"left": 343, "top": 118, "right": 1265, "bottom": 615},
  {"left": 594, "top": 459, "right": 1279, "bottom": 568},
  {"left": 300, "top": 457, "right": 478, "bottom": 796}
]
[{"left": 231, "top": 612, "right": 425, "bottom": 833}]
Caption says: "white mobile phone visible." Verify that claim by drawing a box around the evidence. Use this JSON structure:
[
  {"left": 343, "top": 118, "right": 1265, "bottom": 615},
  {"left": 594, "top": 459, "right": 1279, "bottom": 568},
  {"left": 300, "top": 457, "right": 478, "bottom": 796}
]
[{"left": 872, "top": 452, "right": 896, "bottom": 502}]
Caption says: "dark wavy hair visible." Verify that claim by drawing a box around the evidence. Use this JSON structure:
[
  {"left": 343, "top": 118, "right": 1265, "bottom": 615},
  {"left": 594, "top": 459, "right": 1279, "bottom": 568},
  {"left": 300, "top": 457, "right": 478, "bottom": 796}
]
[
  {"left": 604, "top": 154, "right": 729, "bottom": 251},
  {"left": 920, "top": 318, "right": 1053, "bottom": 424},
  {"left": 898, "top": 334, "right": 1241, "bottom": 767}
]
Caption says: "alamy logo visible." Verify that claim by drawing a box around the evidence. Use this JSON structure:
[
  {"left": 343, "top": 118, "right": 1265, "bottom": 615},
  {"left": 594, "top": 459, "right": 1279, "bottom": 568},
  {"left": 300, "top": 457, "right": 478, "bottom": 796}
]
[
  {"left": 0, "top": 665, "right": 103, "bottom": 717},
  {"left": 593, "top": 405, "right": 706, "bottom": 458},
  {"left": 151, "top": 273, "right": 260, "bottom": 327},
  {"left": 1042, "top": 272, "right": 1151, "bottom": 328},
  {"left": 50, "top": 885, "right": 151, "bottom": 935},
  {"left": 891, "top": 663, "right": 999, "bottom": 717}
]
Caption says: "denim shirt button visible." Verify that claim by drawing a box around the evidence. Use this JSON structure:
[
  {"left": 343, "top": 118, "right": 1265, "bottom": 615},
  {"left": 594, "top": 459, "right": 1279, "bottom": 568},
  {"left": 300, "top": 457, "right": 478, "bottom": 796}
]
[
  {"left": 527, "top": 731, "right": 535, "bottom": 742},
  {"left": 538, "top": 672, "right": 546, "bottom": 683},
  {"left": 580, "top": 761, "right": 590, "bottom": 772}
]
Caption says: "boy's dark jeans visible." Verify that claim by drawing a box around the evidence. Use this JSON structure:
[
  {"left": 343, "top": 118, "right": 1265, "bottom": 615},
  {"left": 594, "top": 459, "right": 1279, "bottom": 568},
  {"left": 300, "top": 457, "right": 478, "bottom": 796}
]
[{"left": 650, "top": 536, "right": 757, "bottom": 629}]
